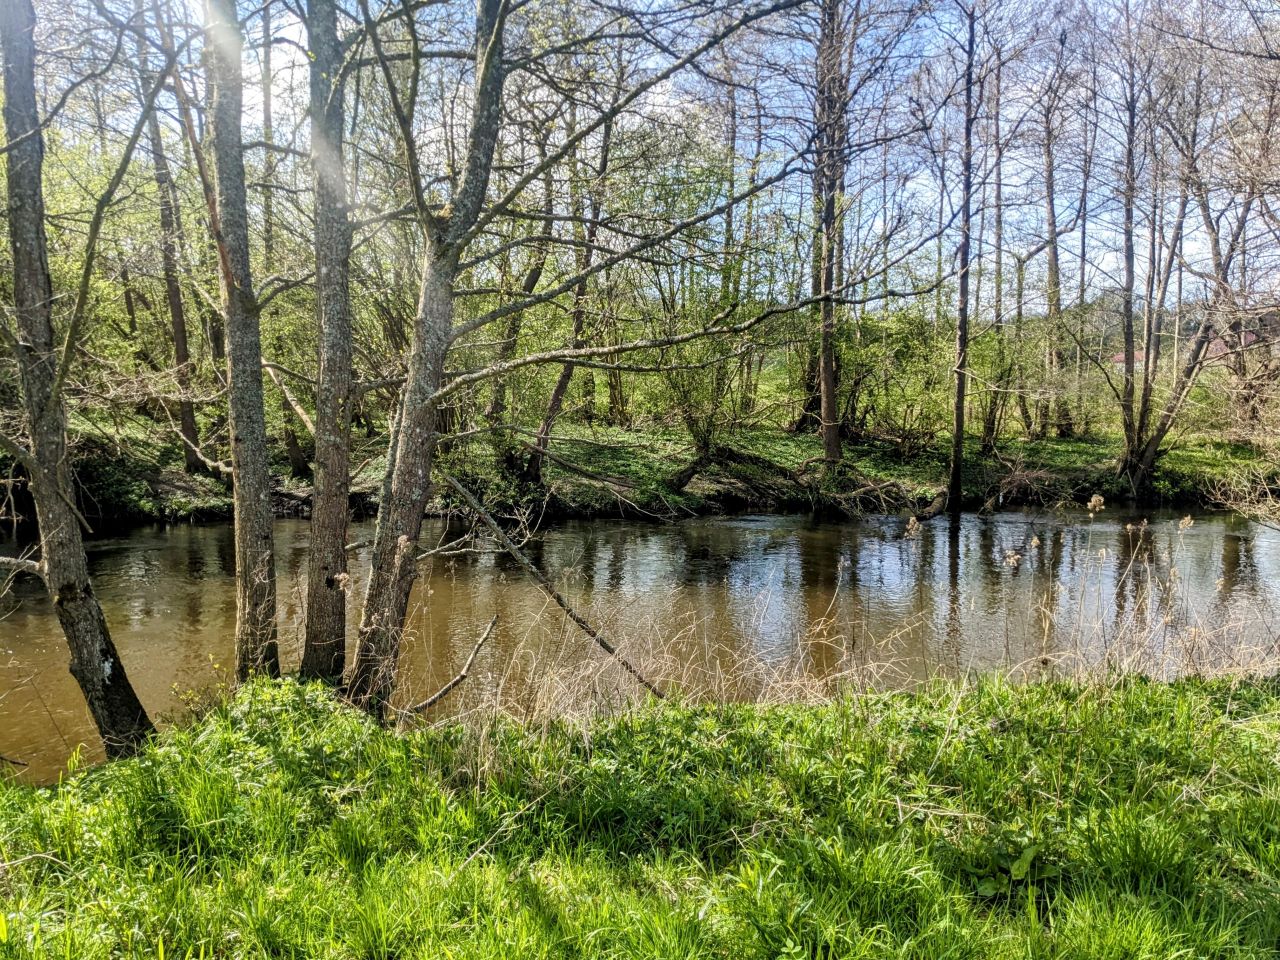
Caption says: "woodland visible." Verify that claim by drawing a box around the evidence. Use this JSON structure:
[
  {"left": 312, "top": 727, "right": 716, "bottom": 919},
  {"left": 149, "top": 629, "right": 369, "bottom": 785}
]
[
  {"left": 2, "top": 2, "right": 1280, "bottom": 956},
  {"left": 0, "top": 0, "right": 1277, "bottom": 781}
]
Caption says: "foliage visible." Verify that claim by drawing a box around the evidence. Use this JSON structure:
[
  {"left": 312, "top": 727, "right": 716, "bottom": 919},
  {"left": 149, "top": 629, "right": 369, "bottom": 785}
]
[{"left": 2, "top": 677, "right": 1279, "bottom": 958}]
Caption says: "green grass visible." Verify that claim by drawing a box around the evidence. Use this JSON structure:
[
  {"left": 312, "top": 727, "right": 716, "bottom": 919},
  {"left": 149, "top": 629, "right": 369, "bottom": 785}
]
[
  {"left": 3, "top": 677, "right": 1280, "bottom": 958},
  {"left": 454, "top": 424, "right": 1275, "bottom": 517},
  {"left": 12, "top": 410, "right": 1271, "bottom": 526}
]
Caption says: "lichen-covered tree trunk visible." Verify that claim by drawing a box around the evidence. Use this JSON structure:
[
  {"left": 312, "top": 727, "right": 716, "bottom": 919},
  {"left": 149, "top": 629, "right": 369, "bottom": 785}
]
[
  {"left": 0, "top": 0, "right": 153, "bottom": 756},
  {"left": 347, "top": 257, "right": 453, "bottom": 713},
  {"left": 300, "top": 0, "right": 354, "bottom": 681},
  {"left": 348, "top": 0, "right": 506, "bottom": 715},
  {"left": 206, "top": 0, "right": 279, "bottom": 679}
]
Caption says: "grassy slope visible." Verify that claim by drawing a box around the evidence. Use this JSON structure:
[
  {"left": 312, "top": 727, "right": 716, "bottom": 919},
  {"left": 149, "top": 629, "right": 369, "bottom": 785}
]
[
  {"left": 452, "top": 425, "right": 1271, "bottom": 519},
  {"left": 3, "top": 679, "right": 1279, "bottom": 958},
  {"left": 64, "top": 416, "right": 234, "bottom": 523},
  {"left": 14, "top": 410, "right": 1265, "bottom": 524}
]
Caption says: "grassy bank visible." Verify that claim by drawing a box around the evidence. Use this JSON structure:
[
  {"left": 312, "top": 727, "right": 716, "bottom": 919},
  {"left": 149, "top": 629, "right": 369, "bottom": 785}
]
[
  {"left": 3, "top": 679, "right": 1279, "bottom": 958},
  {"left": 8, "top": 419, "right": 1268, "bottom": 526},
  {"left": 447, "top": 425, "right": 1272, "bottom": 519}
]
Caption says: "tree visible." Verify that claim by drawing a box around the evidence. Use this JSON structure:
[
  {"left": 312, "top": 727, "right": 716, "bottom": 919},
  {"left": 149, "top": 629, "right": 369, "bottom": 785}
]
[
  {"left": 947, "top": 0, "right": 977, "bottom": 515},
  {"left": 205, "top": 0, "right": 279, "bottom": 679},
  {"left": 0, "top": 0, "right": 154, "bottom": 755},
  {"left": 299, "top": 0, "right": 355, "bottom": 681},
  {"left": 347, "top": 0, "right": 509, "bottom": 714},
  {"left": 813, "top": 0, "right": 849, "bottom": 464},
  {"left": 136, "top": 0, "right": 201, "bottom": 474},
  {"left": 346, "top": 0, "right": 801, "bottom": 714}
]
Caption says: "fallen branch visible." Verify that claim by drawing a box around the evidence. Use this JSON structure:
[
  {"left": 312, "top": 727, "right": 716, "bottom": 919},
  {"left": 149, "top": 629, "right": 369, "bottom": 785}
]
[
  {"left": 516, "top": 440, "right": 638, "bottom": 488},
  {"left": 832, "top": 478, "right": 902, "bottom": 514},
  {"left": 442, "top": 472, "right": 665, "bottom": 698},
  {"left": 0, "top": 555, "right": 43, "bottom": 581},
  {"left": 914, "top": 490, "right": 948, "bottom": 522},
  {"left": 404, "top": 615, "right": 497, "bottom": 714}
]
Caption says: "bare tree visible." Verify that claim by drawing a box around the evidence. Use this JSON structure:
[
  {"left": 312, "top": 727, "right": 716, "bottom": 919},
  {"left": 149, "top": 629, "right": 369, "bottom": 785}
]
[{"left": 947, "top": 0, "right": 978, "bottom": 515}]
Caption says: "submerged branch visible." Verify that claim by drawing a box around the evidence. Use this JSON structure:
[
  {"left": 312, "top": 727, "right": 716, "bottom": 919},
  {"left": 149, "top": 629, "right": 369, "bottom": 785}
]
[
  {"left": 442, "top": 472, "right": 665, "bottom": 698},
  {"left": 403, "top": 614, "right": 498, "bottom": 714}
]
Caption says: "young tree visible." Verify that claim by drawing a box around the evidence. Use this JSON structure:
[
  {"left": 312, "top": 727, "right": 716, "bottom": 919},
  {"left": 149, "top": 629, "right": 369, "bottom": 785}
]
[
  {"left": 136, "top": 2, "right": 201, "bottom": 474},
  {"left": 346, "top": 0, "right": 509, "bottom": 714},
  {"left": 814, "top": 0, "right": 848, "bottom": 464},
  {"left": 947, "top": 0, "right": 978, "bottom": 515}
]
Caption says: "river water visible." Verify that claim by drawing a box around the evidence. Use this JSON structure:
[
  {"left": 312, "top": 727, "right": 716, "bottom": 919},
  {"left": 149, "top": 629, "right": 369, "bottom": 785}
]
[{"left": 3, "top": 509, "right": 1277, "bottom": 783}]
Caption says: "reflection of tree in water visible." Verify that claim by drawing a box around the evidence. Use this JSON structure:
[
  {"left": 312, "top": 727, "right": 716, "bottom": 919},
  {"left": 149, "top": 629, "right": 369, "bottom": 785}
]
[
  {"left": 797, "top": 524, "right": 841, "bottom": 688},
  {"left": 1112, "top": 520, "right": 1153, "bottom": 633},
  {"left": 605, "top": 536, "right": 627, "bottom": 592},
  {"left": 1031, "top": 527, "right": 1064, "bottom": 663},
  {"left": 902, "top": 517, "right": 936, "bottom": 677},
  {"left": 977, "top": 520, "right": 1003, "bottom": 619},
  {"left": 675, "top": 522, "right": 756, "bottom": 587},
  {"left": 943, "top": 518, "right": 962, "bottom": 675},
  {"left": 214, "top": 526, "right": 237, "bottom": 578},
  {"left": 1217, "top": 531, "right": 1256, "bottom": 604}
]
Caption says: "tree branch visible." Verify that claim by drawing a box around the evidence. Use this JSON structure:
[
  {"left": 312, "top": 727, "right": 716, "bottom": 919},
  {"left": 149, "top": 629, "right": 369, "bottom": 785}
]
[
  {"left": 442, "top": 473, "right": 664, "bottom": 698},
  {"left": 402, "top": 614, "right": 497, "bottom": 713}
]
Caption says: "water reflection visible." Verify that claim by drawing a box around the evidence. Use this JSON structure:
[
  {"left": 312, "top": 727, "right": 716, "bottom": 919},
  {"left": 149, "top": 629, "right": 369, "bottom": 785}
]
[{"left": 3, "top": 509, "right": 1278, "bottom": 783}]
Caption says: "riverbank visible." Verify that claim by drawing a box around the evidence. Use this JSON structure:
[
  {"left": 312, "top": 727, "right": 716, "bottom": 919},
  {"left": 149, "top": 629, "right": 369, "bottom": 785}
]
[
  {"left": 20, "top": 421, "right": 1273, "bottom": 527},
  {"left": 2, "top": 678, "right": 1278, "bottom": 957},
  {"left": 443, "top": 426, "right": 1273, "bottom": 520}
]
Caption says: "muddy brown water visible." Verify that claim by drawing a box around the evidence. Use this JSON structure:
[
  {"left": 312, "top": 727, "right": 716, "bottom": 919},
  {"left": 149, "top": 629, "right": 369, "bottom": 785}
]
[{"left": 3, "top": 509, "right": 1277, "bottom": 784}]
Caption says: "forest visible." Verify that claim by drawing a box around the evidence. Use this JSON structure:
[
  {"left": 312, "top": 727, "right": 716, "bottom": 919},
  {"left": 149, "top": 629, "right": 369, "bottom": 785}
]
[{"left": 1, "top": 0, "right": 1279, "bottom": 954}]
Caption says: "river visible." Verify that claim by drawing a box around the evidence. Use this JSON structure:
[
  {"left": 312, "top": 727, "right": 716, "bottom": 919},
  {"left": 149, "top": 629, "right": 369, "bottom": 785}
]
[{"left": 3, "top": 508, "right": 1277, "bottom": 783}]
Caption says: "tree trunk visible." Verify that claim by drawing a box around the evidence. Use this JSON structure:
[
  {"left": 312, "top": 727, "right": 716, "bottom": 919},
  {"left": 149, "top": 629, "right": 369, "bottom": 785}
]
[
  {"left": 136, "top": 0, "right": 200, "bottom": 471},
  {"left": 149, "top": 122, "right": 202, "bottom": 472},
  {"left": 1040, "top": 100, "right": 1073, "bottom": 438},
  {"left": 814, "top": 0, "right": 844, "bottom": 464},
  {"left": 206, "top": 0, "right": 279, "bottom": 679},
  {"left": 948, "top": 5, "right": 975, "bottom": 517},
  {"left": 980, "top": 56, "right": 1004, "bottom": 453},
  {"left": 348, "top": 256, "right": 452, "bottom": 713},
  {"left": 260, "top": 3, "right": 275, "bottom": 273},
  {"left": 1, "top": 0, "right": 154, "bottom": 756},
  {"left": 300, "top": 0, "right": 355, "bottom": 681},
  {"left": 1118, "top": 64, "right": 1138, "bottom": 463},
  {"left": 528, "top": 114, "right": 612, "bottom": 485},
  {"left": 348, "top": 0, "right": 506, "bottom": 715},
  {"left": 486, "top": 162, "right": 553, "bottom": 429}
]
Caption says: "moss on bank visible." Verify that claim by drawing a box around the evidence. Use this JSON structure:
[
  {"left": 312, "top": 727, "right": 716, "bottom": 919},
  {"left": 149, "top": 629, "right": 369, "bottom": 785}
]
[{"left": 3, "top": 677, "right": 1279, "bottom": 958}]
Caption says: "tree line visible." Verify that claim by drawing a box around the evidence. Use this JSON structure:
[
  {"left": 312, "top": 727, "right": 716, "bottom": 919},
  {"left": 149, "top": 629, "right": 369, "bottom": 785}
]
[{"left": 0, "top": 0, "right": 1275, "bottom": 752}]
